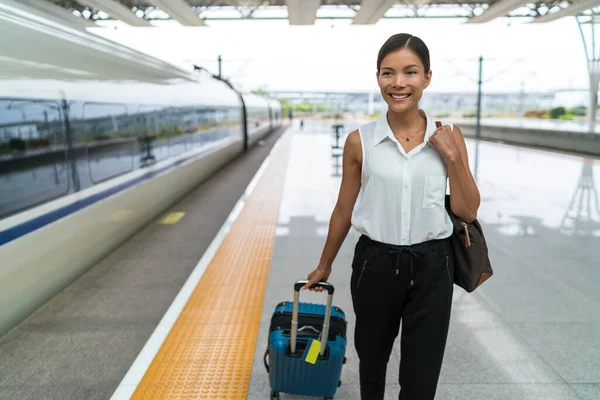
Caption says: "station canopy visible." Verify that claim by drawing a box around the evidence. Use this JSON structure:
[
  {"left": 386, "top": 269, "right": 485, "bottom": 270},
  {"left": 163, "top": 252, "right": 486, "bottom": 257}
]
[{"left": 20, "top": 0, "right": 600, "bottom": 28}]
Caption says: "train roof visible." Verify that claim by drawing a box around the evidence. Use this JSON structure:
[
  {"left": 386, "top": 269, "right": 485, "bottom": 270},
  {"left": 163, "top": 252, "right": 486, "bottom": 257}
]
[{"left": 0, "top": 1, "right": 240, "bottom": 107}]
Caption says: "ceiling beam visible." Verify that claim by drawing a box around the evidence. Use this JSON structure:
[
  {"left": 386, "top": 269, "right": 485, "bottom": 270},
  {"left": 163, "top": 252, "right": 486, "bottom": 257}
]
[
  {"left": 145, "top": 0, "right": 205, "bottom": 26},
  {"left": 467, "top": 0, "right": 530, "bottom": 23},
  {"left": 532, "top": 0, "right": 600, "bottom": 23},
  {"left": 285, "top": 0, "right": 321, "bottom": 25},
  {"left": 353, "top": 0, "right": 396, "bottom": 24},
  {"left": 73, "top": 0, "right": 152, "bottom": 26}
]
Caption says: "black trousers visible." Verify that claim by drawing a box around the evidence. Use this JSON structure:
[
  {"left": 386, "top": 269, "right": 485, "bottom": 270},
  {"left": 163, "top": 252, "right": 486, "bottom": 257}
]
[{"left": 350, "top": 234, "right": 454, "bottom": 400}]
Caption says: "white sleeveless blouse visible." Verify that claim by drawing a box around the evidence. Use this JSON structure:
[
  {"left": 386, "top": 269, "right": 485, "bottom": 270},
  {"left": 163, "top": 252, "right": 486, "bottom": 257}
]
[{"left": 351, "top": 110, "right": 453, "bottom": 246}]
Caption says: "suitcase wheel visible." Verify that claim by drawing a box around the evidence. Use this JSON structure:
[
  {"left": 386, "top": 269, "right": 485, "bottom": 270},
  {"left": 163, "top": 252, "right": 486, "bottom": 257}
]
[
  {"left": 338, "top": 379, "right": 342, "bottom": 387},
  {"left": 270, "top": 390, "right": 280, "bottom": 400}
]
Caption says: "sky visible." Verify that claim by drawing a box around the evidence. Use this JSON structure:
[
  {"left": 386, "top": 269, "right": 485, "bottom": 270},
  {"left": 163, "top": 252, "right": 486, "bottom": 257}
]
[{"left": 89, "top": 15, "right": 591, "bottom": 95}]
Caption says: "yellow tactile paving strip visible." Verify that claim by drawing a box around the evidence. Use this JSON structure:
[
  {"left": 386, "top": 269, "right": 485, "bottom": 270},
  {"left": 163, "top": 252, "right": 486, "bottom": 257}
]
[{"left": 131, "top": 132, "right": 292, "bottom": 399}]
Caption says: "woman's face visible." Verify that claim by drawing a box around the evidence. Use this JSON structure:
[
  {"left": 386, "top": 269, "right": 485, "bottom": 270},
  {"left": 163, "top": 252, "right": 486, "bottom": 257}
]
[{"left": 376, "top": 47, "right": 432, "bottom": 114}]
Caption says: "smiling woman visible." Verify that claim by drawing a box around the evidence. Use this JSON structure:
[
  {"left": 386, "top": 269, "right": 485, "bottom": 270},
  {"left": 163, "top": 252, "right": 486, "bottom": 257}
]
[
  {"left": 376, "top": 34, "right": 431, "bottom": 119},
  {"left": 302, "top": 33, "right": 481, "bottom": 400}
]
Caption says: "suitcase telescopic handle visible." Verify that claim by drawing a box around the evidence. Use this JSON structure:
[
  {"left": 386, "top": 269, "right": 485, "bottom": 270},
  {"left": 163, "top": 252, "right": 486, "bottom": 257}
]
[
  {"left": 290, "top": 280, "right": 334, "bottom": 356},
  {"left": 293, "top": 281, "right": 335, "bottom": 294}
]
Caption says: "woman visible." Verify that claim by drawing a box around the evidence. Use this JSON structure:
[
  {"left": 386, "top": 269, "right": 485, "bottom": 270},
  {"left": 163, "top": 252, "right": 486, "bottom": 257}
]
[{"left": 302, "top": 33, "right": 480, "bottom": 400}]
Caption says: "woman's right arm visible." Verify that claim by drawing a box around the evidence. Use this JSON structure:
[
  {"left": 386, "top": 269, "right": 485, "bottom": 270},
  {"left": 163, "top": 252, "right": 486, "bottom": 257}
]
[{"left": 303, "top": 129, "right": 363, "bottom": 291}]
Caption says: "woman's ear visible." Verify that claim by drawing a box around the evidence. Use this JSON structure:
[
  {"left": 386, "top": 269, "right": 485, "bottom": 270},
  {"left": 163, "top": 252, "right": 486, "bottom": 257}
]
[{"left": 424, "top": 69, "right": 432, "bottom": 89}]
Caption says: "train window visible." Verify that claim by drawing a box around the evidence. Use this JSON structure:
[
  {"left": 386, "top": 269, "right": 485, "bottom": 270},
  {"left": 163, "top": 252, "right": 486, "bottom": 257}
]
[
  {"left": 228, "top": 107, "right": 243, "bottom": 141},
  {"left": 83, "top": 102, "right": 134, "bottom": 183},
  {"left": 0, "top": 99, "right": 69, "bottom": 218},
  {"left": 164, "top": 106, "right": 193, "bottom": 157},
  {"left": 193, "top": 108, "right": 216, "bottom": 146},
  {"left": 196, "top": 108, "right": 235, "bottom": 146},
  {"left": 132, "top": 104, "right": 172, "bottom": 163},
  {"left": 127, "top": 104, "right": 168, "bottom": 166},
  {"left": 212, "top": 108, "right": 235, "bottom": 143}
]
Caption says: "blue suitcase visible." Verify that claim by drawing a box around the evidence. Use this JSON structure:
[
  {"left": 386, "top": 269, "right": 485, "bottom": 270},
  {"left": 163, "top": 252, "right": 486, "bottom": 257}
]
[{"left": 264, "top": 280, "right": 347, "bottom": 400}]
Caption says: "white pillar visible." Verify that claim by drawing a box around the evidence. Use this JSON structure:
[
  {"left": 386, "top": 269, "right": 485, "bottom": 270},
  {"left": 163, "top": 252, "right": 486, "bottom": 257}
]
[
  {"left": 587, "top": 66, "right": 600, "bottom": 131},
  {"left": 577, "top": 16, "right": 600, "bottom": 132},
  {"left": 520, "top": 80, "right": 526, "bottom": 117}
]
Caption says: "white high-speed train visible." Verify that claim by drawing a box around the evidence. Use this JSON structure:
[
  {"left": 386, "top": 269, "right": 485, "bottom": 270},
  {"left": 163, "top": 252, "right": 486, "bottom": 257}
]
[{"left": 0, "top": 1, "right": 283, "bottom": 336}]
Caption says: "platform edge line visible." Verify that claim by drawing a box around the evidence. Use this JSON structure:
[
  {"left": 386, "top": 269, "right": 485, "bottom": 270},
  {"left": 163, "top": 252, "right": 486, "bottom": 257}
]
[{"left": 108, "top": 132, "right": 287, "bottom": 400}]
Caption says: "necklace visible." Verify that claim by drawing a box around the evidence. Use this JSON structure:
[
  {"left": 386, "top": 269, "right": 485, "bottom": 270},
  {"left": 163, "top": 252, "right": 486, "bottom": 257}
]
[
  {"left": 388, "top": 114, "right": 426, "bottom": 142},
  {"left": 392, "top": 129, "right": 423, "bottom": 142}
]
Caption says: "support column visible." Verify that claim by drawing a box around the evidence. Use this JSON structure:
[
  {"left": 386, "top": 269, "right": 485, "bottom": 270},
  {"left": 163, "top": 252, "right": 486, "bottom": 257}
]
[
  {"left": 577, "top": 15, "right": 600, "bottom": 132},
  {"left": 588, "top": 68, "right": 600, "bottom": 130}
]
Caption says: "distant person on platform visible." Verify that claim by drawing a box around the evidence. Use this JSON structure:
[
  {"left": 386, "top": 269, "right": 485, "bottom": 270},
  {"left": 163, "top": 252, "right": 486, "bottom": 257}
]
[
  {"left": 303, "top": 33, "right": 480, "bottom": 400},
  {"left": 288, "top": 109, "right": 293, "bottom": 121}
]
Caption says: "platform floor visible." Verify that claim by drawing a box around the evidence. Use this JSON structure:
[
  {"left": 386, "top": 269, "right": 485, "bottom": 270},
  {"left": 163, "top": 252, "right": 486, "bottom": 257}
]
[
  {"left": 245, "top": 119, "right": 600, "bottom": 400},
  {"left": 1, "top": 118, "right": 600, "bottom": 400}
]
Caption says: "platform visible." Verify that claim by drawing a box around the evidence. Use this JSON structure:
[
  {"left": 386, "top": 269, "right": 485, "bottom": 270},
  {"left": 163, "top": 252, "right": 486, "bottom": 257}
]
[
  {"left": 248, "top": 119, "right": 600, "bottom": 400},
  {"left": 1, "top": 118, "right": 599, "bottom": 400}
]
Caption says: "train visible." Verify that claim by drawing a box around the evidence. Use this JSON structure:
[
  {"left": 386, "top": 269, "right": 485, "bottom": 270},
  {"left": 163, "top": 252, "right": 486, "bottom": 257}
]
[{"left": 0, "top": 0, "right": 283, "bottom": 336}]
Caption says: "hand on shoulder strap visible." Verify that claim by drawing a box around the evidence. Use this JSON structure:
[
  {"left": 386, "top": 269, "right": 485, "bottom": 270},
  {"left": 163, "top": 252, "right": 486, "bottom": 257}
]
[{"left": 431, "top": 121, "right": 460, "bottom": 161}]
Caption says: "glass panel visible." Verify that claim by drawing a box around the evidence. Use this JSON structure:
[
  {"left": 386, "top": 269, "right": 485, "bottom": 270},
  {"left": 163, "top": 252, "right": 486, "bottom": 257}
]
[
  {"left": 137, "top": 105, "right": 169, "bottom": 163},
  {"left": 190, "top": 107, "right": 236, "bottom": 147},
  {"left": 0, "top": 99, "right": 69, "bottom": 218},
  {"left": 126, "top": 104, "right": 160, "bottom": 167},
  {"left": 133, "top": 106, "right": 237, "bottom": 161},
  {"left": 164, "top": 107, "right": 192, "bottom": 157},
  {"left": 83, "top": 103, "right": 134, "bottom": 183},
  {"left": 247, "top": 107, "right": 269, "bottom": 137}
]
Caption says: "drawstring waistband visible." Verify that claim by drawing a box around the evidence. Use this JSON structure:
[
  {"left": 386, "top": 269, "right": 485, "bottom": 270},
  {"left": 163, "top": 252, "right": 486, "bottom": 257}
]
[
  {"left": 387, "top": 246, "right": 425, "bottom": 287},
  {"left": 358, "top": 235, "right": 427, "bottom": 287}
]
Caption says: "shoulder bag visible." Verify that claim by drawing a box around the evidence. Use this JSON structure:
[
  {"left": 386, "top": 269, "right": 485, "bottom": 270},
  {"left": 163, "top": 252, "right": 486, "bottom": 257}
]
[{"left": 436, "top": 121, "right": 493, "bottom": 292}]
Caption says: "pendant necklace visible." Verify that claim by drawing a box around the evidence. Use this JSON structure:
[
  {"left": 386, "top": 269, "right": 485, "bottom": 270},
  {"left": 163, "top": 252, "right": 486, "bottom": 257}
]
[
  {"left": 392, "top": 130, "right": 421, "bottom": 142},
  {"left": 389, "top": 115, "right": 425, "bottom": 142}
]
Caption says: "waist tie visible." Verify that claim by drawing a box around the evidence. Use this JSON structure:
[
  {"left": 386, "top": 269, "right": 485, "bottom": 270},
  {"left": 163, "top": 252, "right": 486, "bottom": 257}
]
[{"left": 386, "top": 246, "right": 426, "bottom": 287}]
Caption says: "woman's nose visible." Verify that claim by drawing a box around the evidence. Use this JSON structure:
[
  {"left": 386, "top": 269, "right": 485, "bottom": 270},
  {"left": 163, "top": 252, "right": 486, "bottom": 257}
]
[{"left": 393, "top": 74, "right": 406, "bottom": 87}]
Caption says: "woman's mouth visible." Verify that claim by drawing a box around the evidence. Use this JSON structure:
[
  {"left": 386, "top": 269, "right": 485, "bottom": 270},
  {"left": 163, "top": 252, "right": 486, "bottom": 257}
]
[{"left": 389, "top": 93, "right": 411, "bottom": 101}]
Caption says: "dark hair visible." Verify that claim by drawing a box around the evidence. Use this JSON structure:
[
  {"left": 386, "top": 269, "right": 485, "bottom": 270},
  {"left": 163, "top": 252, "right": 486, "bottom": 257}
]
[{"left": 377, "top": 33, "right": 430, "bottom": 74}]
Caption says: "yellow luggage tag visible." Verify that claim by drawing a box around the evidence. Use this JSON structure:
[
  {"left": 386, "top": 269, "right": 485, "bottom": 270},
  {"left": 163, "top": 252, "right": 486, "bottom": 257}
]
[{"left": 304, "top": 339, "right": 321, "bottom": 364}]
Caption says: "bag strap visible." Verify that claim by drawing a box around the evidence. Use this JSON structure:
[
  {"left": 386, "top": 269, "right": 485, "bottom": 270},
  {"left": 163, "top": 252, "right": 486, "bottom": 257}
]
[{"left": 435, "top": 120, "right": 455, "bottom": 131}]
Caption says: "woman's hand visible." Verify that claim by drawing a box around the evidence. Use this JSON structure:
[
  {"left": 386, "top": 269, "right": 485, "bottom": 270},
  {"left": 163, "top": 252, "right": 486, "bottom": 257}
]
[
  {"left": 429, "top": 124, "right": 461, "bottom": 162},
  {"left": 302, "top": 266, "right": 332, "bottom": 292}
]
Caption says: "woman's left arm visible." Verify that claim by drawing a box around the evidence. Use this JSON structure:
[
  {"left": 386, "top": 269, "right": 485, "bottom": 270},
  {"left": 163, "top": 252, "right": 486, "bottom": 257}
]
[
  {"left": 446, "top": 125, "right": 480, "bottom": 222},
  {"left": 430, "top": 124, "right": 480, "bottom": 222}
]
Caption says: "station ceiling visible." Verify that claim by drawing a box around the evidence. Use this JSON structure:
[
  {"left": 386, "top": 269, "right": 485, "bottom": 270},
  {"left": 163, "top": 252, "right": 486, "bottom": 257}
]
[{"left": 15, "top": 0, "right": 600, "bottom": 28}]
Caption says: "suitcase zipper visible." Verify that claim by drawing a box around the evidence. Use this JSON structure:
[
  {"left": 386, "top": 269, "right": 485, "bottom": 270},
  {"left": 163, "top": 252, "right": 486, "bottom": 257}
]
[
  {"left": 445, "top": 255, "right": 451, "bottom": 283},
  {"left": 356, "top": 260, "right": 367, "bottom": 288}
]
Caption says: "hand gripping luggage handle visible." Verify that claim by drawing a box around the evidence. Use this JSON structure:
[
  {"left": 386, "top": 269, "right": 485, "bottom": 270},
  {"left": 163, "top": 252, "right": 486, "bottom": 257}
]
[
  {"left": 293, "top": 281, "right": 335, "bottom": 294},
  {"left": 290, "top": 280, "right": 334, "bottom": 356}
]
